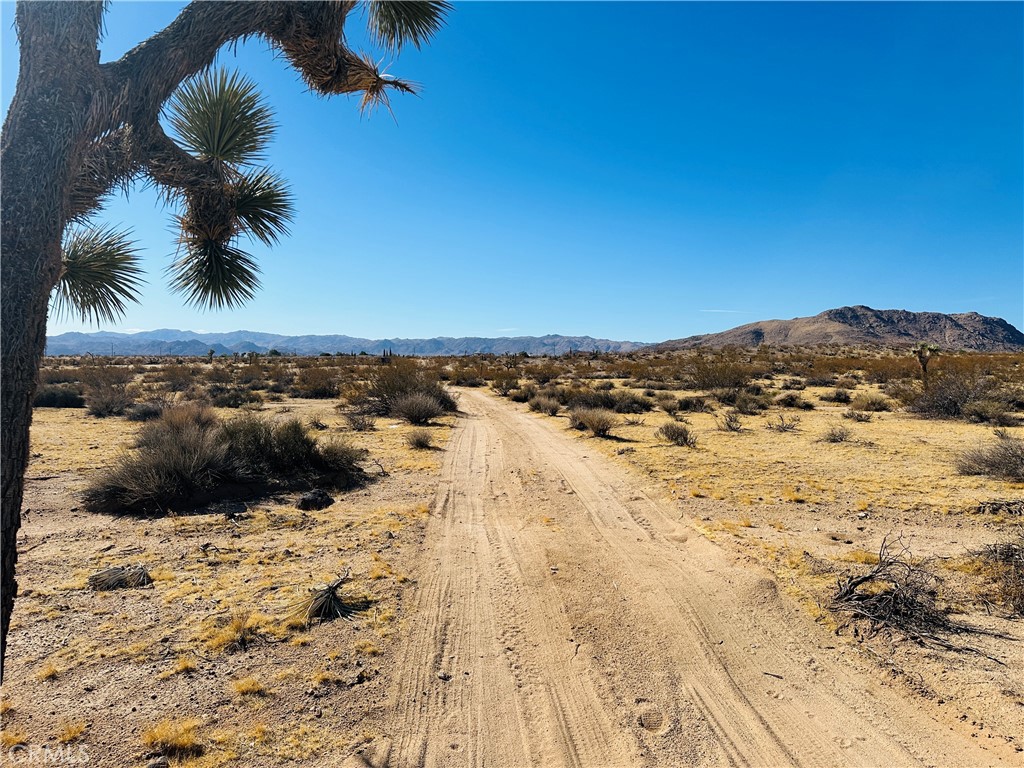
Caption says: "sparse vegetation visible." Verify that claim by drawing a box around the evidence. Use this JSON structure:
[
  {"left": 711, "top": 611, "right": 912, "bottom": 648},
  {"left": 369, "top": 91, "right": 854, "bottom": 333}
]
[
  {"left": 956, "top": 430, "right": 1024, "bottom": 481},
  {"left": 656, "top": 422, "right": 698, "bottom": 447}
]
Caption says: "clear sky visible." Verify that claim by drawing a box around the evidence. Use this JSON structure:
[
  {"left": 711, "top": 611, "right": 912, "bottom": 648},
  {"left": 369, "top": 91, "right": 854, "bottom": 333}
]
[{"left": 3, "top": 1, "right": 1022, "bottom": 342}]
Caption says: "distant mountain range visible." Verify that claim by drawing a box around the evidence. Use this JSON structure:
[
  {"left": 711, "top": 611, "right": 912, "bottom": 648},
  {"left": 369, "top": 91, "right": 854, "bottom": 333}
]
[
  {"left": 655, "top": 306, "right": 1024, "bottom": 352},
  {"left": 45, "top": 329, "right": 648, "bottom": 357}
]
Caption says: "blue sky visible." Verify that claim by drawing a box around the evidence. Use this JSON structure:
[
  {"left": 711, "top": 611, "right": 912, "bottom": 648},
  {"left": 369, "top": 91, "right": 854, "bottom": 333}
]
[{"left": 3, "top": 2, "right": 1022, "bottom": 342}]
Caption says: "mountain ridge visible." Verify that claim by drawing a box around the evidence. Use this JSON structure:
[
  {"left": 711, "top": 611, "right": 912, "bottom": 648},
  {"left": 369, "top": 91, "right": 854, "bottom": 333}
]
[
  {"left": 45, "top": 330, "right": 648, "bottom": 357},
  {"left": 655, "top": 306, "right": 1024, "bottom": 352}
]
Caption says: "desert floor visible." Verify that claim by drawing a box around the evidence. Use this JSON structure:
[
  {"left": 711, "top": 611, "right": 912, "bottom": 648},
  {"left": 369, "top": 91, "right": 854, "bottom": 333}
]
[{"left": 3, "top": 387, "right": 1023, "bottom": 767}]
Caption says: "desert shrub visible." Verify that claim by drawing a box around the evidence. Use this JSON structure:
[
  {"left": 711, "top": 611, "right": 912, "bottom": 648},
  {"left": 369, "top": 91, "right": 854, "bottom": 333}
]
[
  {"left": 391, "top": 392, "right": 445, "bottom": 425},
  {"left": 293, "top": 366, "right": 339, "bottom": 399},
  {"left": 906, "top": 368, "right": 1002, "bottom": 419},
  {"left": 528, "top": 396, "right": 561, "bottom": 416},
  {"left": 819, "top": 388, "right": 852, "bottom": 404},
  {"left": 656, "top": 394, "right": 679, "bottom": 415},
  {"left": 780, "top": 378, "right": 806, "bottom": 391},
  {"left": 557, "top": 387, "right": 615, "bottom": 411},
  {"left": 571, "top": 407, "right": 618, "bottom": 438},
  {"left": 677, "top": 396, "right": 712, "bottom": 413},
  {"left": 775, "top": 392, "right": 814, "bottom": 410},
  {"left": 962, "top": 400, "right": 1017, "bottom": 427},
  {"left": 85, "top": 383, "right": 135, "bottom": 417},
  {"left": 956, "top": 431, "right": 1024, "bottom": 481},
  {"left": 610, "top": 390, "right": 653, "bottom": 414},
  {"left": 656, "top": 422, "right": 697, "bottom": 447},
  {"left": 208, "top": 385, "right": 263, "bottom": 408},
  {"left": 765, "top": 414, "right": 801, "bottom": 433},
  {"left": 39, "top": 367, "right": 80, "bottom": 385},
  {"left": 688, "top": 354, "right": 752, "bottom": 390},
  {"left": 820, "top": 424, "right": 853, "bottom": 443},
  {"left": 406, "top": 429, "right": 434, "bottom": 449},
  {"left": 976, "top": 533, "right": 1024, "bottom": 616},
  {"left": 344, "top": 412, "right": 376, "bottom": 431},
  {"left": 842, "top": 409, "right": 872, "bottom": 422},
  {"left": 363, "top": 358, "right": 456, "bottom": 415},
  {"left": 850, "top": 393, "right": 892, "bottom": 412},
  {"left": 85, "top": 407, "right": 364, "bottom": 514},
  {"left": 717, "top": 410, "right": 743, "bottom": 432},
  {"left": 509, "top": 384, "right": 537, "bottom": 403},
  {"left": 33, "top": 384, "right": 85, "bottom": 408},
  {"left": 79, "top": 365, "right": 136, "bottom": 417},
  {"left": 491, "top": 372, "right": 519, "bottom": 396},
  {"left": 594, "top": 380, "right": 615, "bottom": 391},
  {"left": 714, "top": 388, "right": 768, "bottom": 415},
  {"left": 125, "top": 401, "right": 165, "bottom": 422},
  {"left": 526, "top": 363, "right": 561, "bottom": 385},
  {"left": 160, "top": 364, "right": 197, "bottom": 392}
]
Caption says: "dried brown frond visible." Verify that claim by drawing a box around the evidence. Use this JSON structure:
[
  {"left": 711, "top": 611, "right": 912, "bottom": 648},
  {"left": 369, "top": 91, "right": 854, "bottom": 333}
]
[
  {"left": 88, "top": 565, "right": 153, "bottom": 591},
  {"left": 289, "top": 570, "right": 373, "bottom": 627}
]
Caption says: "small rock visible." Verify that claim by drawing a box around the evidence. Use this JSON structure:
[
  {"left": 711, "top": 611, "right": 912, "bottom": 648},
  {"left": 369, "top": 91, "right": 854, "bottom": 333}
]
[
  {"left": 296, "top": 489, "right": 334, "bottom": 511},
  {"left": 436, "top": 671, "right": 452, "bottom": 682},
  {"left": 147, "top": 758, "right": 170, "bottom": 768}
]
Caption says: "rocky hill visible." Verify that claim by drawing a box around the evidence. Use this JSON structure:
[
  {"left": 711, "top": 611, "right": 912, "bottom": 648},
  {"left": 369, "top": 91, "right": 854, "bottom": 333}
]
[
  {"left": 45, "top": 329, "right": 647, "bottom": 357},
  {"left": 656, "top": 306, "right": 1024, "bottom": 352}
]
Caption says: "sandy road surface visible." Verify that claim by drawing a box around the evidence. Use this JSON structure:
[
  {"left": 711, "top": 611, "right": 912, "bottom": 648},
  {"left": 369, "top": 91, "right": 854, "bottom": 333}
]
[{"left": 385, "top": 389, "right": 1012, "bottom": 767}]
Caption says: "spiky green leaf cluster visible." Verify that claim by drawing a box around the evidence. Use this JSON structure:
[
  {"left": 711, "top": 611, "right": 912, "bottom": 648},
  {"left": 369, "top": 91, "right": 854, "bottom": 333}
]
[
  {"left": 366, "top": 0, "right": 453, "bottom": 52},
  {"left": 54, "top": 226, "right": 145, "bottom": 325},
  {"left": 166, "top": 68, "right": 276, "bottom": 166}
]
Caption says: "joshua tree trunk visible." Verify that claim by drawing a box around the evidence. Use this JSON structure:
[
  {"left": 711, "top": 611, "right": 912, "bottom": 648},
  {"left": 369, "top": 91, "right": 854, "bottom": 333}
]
[
  {"left": 1, "top": 1, "right": 103, "bottom": 681},
  {"left": 1, "top": 0, "right": 445, "bottom": 681}
]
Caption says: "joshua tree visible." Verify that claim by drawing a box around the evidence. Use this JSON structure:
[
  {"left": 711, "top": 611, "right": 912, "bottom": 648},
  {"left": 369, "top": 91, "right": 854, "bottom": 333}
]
[
  {"left": 0, "top": 0, "right": 450, "bottom": 680},
  {"left": 913, "top": 343, "right": 939, "bottom": 391}
]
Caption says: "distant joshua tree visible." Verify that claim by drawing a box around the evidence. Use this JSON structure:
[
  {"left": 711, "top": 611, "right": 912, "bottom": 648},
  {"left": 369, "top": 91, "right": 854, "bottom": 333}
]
[{"left": 913, "top": 343, "right": 940, "bottom": 391}]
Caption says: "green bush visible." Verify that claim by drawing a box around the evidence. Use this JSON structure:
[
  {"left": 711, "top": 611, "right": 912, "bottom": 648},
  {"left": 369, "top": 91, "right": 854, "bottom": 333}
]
[
  {"left": 610, "top": 390, "right": 653, "bottom": 414},
  {"left": 33, "top": 384, "right": 85, "bottom": 408},
  {"left": 391, "top": 392, "right": 445, "bottom": 425},
  {"left": 292, "top": 366, "right": 339, "bottom": 399},
  {"left": 509, "top": 384, "right": 537, "bottom": 403},
  {"left": 775, "top": 392, "right": 814, "bottom": 410},
  {"left": 363, "top": 358, "right": 456, "bottom": 415},
  {"left": 85, "top": 406, "right": 365, "bottom": 514},
  {"left": 406, "top": 428, "right": 434, "bottom": 449},
  {"left": 528, "top": 396, "right": 561, "bottom": 416},
  {"left": 819, "top": 388, "right": 852, "bottom": 404},
  {"left": 850, "top": 393, "right": 892, "bottom": 412},
  {"left": 656, "top": 422, "right": 697, "bottom": 447},
  {"left": 571, "top": 407, "right": 618, "bottom": 438}
]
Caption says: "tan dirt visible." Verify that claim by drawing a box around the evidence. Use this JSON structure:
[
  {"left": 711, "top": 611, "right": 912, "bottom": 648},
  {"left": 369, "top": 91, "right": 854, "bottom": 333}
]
[{"left": 381, "top": 388, "right": 1019, "bottom": 767}]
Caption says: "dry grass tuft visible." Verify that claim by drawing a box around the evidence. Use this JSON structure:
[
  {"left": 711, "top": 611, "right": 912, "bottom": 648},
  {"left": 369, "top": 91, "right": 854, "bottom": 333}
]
[
  {"left": 141, "top": 717, "right": 204, "bottom": 759},
  {"left": 203, "top": 611, "right": 266, "bottom": 653},
  {"left": 57, "top": 720, "right": 87, "bottom": 743},
  {"left": 231, "top": 676, "right": 267, "bottom": 696}
]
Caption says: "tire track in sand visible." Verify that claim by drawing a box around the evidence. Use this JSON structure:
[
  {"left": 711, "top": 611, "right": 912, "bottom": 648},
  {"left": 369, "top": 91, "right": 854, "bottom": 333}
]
[{"left": 387, "top": 389, "right": 1012, "bottom": 767}]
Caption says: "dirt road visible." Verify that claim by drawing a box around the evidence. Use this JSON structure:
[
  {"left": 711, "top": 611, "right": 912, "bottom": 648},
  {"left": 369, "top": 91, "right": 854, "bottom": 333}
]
[{"left": 385, "top": 389, "right": 1011, "bottom": 767}]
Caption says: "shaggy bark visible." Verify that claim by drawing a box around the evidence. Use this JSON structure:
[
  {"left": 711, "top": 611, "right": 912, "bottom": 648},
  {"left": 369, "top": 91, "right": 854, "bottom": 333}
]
[{"left": 1, "top": 0, "right": 423, "bottom": 681}]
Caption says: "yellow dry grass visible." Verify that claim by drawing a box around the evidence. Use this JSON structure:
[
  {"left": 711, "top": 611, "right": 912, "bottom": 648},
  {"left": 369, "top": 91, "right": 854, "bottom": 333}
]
[
  {"left": 141, "top": 717, "right": 204, "bottom": 758},
  {"left": 57, "top": 720, "right": 87, "bottom": 743},
  {"left": 583, "top": 384, "right": 1021, "bottom": 513}
]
